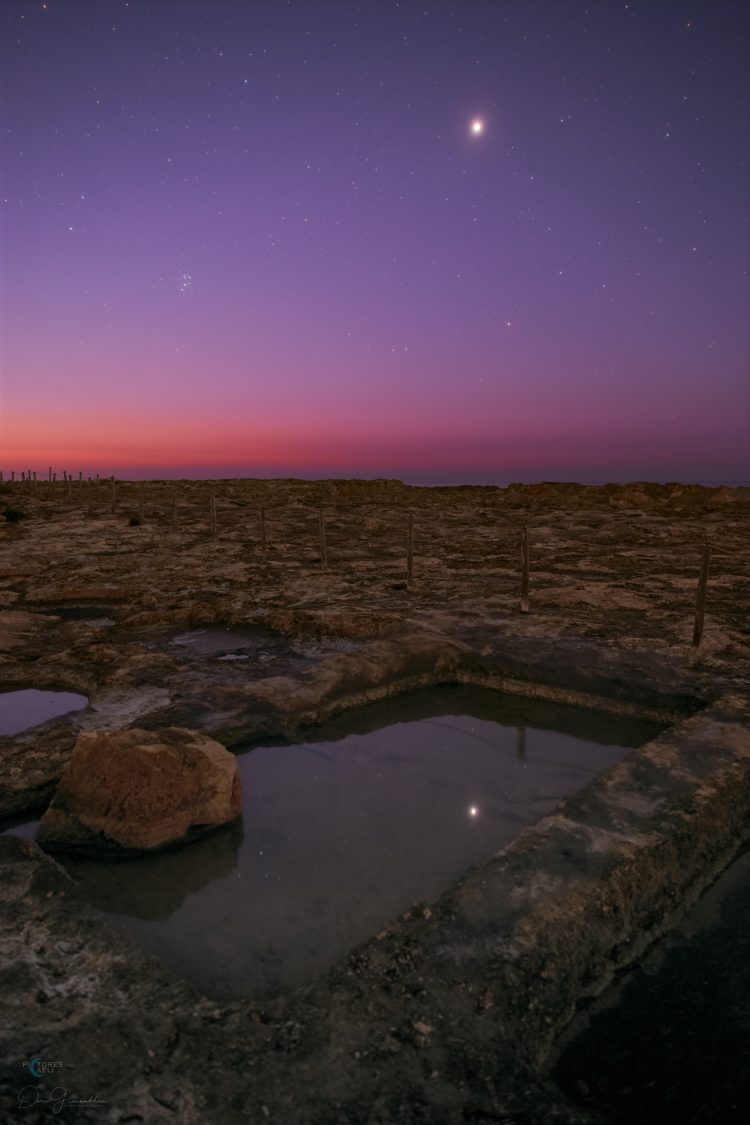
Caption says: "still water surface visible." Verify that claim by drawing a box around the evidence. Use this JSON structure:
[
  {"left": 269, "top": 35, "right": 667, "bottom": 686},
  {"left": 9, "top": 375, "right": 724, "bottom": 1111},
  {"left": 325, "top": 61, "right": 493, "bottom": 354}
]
[
  {"left": 0, "top": 689, "right": 88, "bottom": 737},
  {"left": 7, "top": 686, "right": 662, "bottom": 999}
]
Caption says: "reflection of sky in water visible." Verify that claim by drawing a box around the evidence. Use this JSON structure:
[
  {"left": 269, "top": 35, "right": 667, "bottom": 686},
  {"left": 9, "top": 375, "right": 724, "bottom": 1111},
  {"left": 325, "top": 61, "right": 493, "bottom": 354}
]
[
  {"left": 5, "top": 689, "right": 661, "bottom": 1002},
  {"left": 0, "top": 690, "right": 88, "bottom": 736}
]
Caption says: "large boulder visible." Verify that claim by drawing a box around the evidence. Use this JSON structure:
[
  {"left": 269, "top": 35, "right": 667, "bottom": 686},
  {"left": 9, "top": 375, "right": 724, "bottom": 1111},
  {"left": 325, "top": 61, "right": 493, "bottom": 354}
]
[{"left": 37, "top": 726, "right": 242, "bottom": 854}]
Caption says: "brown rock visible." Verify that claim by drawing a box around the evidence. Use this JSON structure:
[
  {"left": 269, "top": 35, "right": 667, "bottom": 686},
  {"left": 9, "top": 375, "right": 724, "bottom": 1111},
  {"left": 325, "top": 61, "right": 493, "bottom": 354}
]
[{"left": 37, "top": 726, "right": 242, "bottom": 854}]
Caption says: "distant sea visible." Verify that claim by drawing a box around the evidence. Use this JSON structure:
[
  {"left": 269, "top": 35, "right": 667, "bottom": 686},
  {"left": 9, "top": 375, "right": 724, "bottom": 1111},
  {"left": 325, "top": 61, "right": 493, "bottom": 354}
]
[
  {"left": 414, "top": 480, "right": 750, "bottom": 488},
  {"left": 113, "top": 474, "right": 749, "bottom": 487}
]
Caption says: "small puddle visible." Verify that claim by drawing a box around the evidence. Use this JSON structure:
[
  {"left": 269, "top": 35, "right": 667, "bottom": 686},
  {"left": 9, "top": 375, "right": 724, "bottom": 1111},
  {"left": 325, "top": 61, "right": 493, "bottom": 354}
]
[
  {"left": 0, "top": 689, "right": 89, "bottom": 737},
  {"left": 170, "top": 627, "right": 261, "bottom": 656},
  {"left": 169, "top": 625, "right": 359, "bottom": 667},
  {"left": 34, "top": 605, "right": 117, "bottom": 627},
  {"left": 5, "top": 686, "right": 662, "bottom": 1000}
]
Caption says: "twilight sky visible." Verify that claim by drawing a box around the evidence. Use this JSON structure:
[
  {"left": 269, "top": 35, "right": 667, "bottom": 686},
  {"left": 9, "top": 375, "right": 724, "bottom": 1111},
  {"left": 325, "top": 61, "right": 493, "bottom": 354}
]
[{"left": 1, "top": 0, "right": 748, "bottom": 483}]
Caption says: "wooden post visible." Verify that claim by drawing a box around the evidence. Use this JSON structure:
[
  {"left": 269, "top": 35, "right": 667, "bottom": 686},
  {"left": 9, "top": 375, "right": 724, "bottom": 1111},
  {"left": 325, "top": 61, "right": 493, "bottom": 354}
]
[
  {"left": 260, "top": 507, "right": 267, "bottom": 554},
  {"left": 692, "top": 543, "right": 711, "bottom": 647},
  {"left": 210, "top": 491, "right": 217, "bottom": 538},
  {"left": 172, "top": 489, "right": 178, "bottom": 530},
  {"left": 88, "top": 478, "right": 93, "bottom": 514},
  {"left": 65, "top": 471, "right": 72, "bottom": 501},
  {"left": 48, "top": 467, "right": 52, "bottom": 484},
  {"left": 139, "top": 485, "right": 145, "bottom": 523},
  {"left": 110, "top": 476, "right": 116, "bottom": 515},
  {"left": 520, "top": 527, "right": 530, "bottom": 613},
  {"left": 319, "top": 508, "right": 328, "bottom": 571},
  {"left": 10, "top": 471, "right": 14, "bottom": 483},
  {"left": 406, "top": 512, "right": 414, "bottom": 586}
]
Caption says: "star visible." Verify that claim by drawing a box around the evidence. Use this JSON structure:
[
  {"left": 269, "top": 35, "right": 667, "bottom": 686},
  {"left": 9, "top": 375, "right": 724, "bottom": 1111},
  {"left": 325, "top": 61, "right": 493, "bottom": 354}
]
[{"left": 469, "top": 118, "right": 484, "bottom": 136}]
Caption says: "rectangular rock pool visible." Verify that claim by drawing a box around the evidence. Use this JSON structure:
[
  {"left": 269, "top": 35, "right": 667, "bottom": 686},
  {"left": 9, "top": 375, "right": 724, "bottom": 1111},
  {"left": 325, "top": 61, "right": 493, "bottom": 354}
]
[{"left": 5, "top": 685, "right": 663, "bottom": 1001}]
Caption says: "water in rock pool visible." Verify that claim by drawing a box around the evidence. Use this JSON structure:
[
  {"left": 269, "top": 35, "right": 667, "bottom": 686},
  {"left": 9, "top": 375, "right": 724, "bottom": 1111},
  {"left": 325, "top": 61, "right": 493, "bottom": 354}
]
[
  {"left": 0, "top": 689, "right": 89, "bottom": 736},
  {"left": 5, "top": 685, "right": 662, "bottom": 1000}
]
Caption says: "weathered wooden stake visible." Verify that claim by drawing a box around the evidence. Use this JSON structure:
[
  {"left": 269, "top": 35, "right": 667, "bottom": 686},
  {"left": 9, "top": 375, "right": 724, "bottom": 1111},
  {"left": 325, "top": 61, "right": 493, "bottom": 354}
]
[
  {"left": 172, "top": 489, "right": 178, "bottom": 530},
  {"left": 48, "top": 467, "right": 52, "bottom": 484},
  {"left": 210, "top": 491, "right": 217, "bottom": 538},
  {"left": 407, "top": 512, "right": 414, "bottom": 586},
  {"left": 692, "top": 542, "right": 711, "bottom": 647},
  {"left": 10, "top": 471, "right": 14, "bottom": 483},
  {"left": 319, "top": 508, "right": 328, "bottom": 571},
  {"left": 88, "top": 478, "right": 93, "bottom": 514},
  {"left": 260, "top": 507, "right": 267, "bottom": 553},
  {"left": 139, "top": 485, "right": 145, "bottom": 523},
  {"left": 110, "top": 476, "right": 116, "bottom": 514},
  {"left": 520, "top": 527, "right": 530, "bottom": 613},
  {"left": 65, "top": 472, "right": 72, "bottom": 501}
]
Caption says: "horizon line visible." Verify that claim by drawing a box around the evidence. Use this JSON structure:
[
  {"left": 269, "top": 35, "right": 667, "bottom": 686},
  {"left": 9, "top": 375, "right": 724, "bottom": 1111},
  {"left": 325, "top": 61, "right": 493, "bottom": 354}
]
[{"left": 2, "top": 469, "right": 749, "bottom": 488}]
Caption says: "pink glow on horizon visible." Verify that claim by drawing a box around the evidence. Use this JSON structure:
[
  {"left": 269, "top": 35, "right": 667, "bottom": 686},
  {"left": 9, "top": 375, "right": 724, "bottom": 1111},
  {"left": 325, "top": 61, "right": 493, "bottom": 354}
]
[
  {"left": 4, "top": 412, "right": 743, "bottom": 481},
  {"left": 2, "top": 3, "right": 748, "bottom": 484}
]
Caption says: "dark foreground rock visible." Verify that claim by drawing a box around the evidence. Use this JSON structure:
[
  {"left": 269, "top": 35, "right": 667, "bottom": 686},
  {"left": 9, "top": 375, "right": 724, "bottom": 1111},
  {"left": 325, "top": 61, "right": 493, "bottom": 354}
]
[
  {"left": 36, "top": 727, "right": 241, "bottom": 854},
  {"left": 0, "top": 836, "right": 206, "bottom": 1125}
]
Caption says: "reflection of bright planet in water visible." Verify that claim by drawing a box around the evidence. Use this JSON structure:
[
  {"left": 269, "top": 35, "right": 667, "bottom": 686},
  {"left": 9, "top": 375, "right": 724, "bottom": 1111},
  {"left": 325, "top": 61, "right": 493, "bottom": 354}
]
[
  {"left": 5, "top": 687, "right": 661, "bottom": 1002},
  {"left": 470, "top": 118, "right": 484, "bottom": 135}
]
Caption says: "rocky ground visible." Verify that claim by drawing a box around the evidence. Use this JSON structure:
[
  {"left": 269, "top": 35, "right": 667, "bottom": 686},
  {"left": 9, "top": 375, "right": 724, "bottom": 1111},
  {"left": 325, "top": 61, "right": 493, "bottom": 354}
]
[{"left": 1, "top": 478, "right": 749, "bottom": 1123}]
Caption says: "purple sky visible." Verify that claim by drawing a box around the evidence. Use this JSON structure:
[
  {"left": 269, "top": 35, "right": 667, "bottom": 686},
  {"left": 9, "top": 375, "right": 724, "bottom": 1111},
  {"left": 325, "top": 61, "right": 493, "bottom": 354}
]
[{"left": 2, "top": 0, "right": 748, "bottom": 483}]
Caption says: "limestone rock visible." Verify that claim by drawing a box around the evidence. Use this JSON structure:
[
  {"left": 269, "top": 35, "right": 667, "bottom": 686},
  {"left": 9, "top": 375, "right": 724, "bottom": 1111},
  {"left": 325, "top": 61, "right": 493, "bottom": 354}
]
[{"left": 37, "top": 726, "right": 242, "bottom": 854}]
